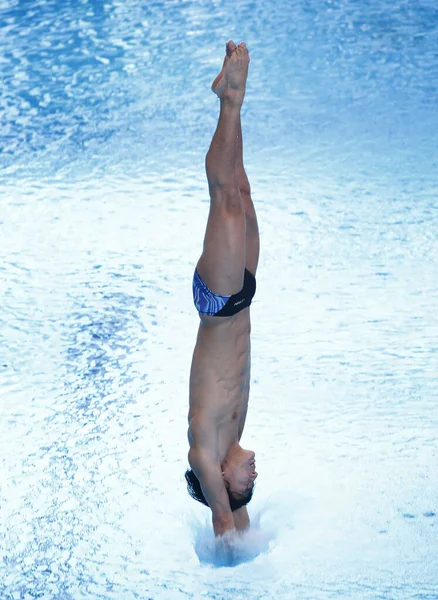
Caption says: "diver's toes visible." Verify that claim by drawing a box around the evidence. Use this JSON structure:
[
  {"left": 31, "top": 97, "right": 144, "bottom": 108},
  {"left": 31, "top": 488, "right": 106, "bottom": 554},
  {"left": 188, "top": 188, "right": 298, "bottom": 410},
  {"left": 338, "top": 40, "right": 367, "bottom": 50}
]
[{"left": 226, "top": 40, "right": 236, "bottom": 56}]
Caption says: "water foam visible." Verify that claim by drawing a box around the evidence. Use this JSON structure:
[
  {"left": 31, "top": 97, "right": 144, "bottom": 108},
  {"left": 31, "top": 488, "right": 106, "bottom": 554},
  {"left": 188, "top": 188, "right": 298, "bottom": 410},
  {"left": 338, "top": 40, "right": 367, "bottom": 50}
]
[{"left": 189, "top": 502, "right": 278, "bottom": 568}]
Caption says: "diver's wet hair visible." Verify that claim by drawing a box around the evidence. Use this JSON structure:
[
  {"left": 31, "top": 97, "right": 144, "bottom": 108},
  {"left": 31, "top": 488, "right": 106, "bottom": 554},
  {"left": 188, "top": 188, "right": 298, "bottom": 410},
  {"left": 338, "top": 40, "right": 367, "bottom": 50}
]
[{"left": 184, "top": 469, "right": 254, "bottom": 512}]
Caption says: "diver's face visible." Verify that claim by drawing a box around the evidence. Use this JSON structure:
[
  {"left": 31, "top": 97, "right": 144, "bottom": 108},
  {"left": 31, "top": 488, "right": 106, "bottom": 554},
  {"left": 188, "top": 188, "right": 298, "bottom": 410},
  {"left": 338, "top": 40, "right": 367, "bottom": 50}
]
[{"left": 224, "top": 450, "right": 258, "bottom": 496}]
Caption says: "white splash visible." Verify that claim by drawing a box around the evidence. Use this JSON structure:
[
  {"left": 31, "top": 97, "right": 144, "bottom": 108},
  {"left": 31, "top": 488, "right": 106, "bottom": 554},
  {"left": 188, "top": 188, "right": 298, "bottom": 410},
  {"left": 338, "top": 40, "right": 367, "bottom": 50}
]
[{"left": 189, "top": 503, "right": 278, "bottom": 568}]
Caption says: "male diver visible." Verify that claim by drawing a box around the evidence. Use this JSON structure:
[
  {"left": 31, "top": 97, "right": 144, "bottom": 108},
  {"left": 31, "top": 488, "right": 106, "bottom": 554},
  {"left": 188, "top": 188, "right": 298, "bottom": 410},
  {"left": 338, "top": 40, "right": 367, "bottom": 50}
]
[{"left": 185, "top": 41, "right": 259, "bottom": 537}]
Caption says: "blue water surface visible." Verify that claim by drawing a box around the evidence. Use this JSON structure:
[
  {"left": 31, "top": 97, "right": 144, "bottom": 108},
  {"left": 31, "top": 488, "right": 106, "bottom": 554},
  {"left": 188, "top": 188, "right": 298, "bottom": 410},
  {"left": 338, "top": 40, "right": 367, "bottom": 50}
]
[{"left": 1, "top": 1, "right": 437, "bottom": 599}]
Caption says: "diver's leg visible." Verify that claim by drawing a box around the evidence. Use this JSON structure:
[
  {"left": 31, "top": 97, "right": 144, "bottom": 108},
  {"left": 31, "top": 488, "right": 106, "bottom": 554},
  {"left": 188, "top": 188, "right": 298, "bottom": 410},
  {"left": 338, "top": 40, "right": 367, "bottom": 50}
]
[
  {"left": 197, "top": 42, "right": 250, "bottom": 295},
  {"left": 236, "top": 114, "right": 260, "bottom": 275}
]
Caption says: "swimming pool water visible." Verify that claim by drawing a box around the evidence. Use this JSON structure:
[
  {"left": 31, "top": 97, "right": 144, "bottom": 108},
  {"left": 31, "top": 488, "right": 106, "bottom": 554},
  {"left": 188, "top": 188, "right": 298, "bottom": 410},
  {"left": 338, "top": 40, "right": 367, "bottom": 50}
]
[{"left": 1, "top": 0, "right": 437, "bottom": 598}]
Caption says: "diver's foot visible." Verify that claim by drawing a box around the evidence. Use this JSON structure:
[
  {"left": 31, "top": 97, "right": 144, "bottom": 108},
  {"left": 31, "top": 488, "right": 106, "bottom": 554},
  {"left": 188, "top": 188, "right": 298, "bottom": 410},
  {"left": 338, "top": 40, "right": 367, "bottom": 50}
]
[
  {"left": 211, "top": 40, "right": 235, "bottom": 92},
  {"left": 212, "top": 41, "right": 250, "bottom": 104}
]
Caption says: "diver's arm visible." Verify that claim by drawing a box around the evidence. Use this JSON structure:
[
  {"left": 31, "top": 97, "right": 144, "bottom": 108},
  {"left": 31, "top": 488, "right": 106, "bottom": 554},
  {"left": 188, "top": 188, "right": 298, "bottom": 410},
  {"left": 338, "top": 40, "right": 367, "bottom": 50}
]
[
  {"left": 232, "top": 505, "right": 250, "bottom": 532},
  {"left": 188, "top": 448, "right": 235, "bottom": 536}
]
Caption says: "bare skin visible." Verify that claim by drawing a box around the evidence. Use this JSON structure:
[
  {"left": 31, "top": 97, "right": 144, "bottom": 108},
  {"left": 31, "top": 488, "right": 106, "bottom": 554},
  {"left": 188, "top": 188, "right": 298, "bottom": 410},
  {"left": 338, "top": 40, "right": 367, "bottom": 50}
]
[{"left": 188, "top": 41, "right": 260, "bottom": 537}]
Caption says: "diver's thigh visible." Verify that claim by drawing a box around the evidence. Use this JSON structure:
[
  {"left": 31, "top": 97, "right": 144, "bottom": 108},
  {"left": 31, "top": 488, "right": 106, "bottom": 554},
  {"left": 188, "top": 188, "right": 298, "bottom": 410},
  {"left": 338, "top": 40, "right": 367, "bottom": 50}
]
[{"left": 197, "top": 196, "right": 246, "bottom": 296}]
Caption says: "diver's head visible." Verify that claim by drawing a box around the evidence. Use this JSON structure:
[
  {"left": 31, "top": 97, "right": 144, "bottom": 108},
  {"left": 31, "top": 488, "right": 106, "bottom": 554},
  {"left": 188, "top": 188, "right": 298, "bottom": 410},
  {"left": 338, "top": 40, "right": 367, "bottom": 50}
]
[
  {"left": 221, "top": 447, "right": 257, "bottom": 502},
  {"left": 185, "top": 448, "right": 257, "bottom": 511}
]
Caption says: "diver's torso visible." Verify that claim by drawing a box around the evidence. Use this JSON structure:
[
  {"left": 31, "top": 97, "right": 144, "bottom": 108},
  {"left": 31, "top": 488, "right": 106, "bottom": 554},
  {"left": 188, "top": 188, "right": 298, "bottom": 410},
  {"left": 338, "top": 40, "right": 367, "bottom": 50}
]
[{"left": 188, "top": 309, "right": 251, "bottom": 460}]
